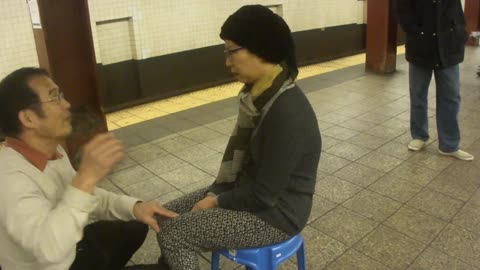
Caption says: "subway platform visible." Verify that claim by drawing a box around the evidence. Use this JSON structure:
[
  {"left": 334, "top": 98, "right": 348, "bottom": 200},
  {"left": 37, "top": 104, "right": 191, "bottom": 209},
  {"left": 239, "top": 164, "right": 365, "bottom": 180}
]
[{"left": 102, "top": 47, "right": 480, "bottom": 270}]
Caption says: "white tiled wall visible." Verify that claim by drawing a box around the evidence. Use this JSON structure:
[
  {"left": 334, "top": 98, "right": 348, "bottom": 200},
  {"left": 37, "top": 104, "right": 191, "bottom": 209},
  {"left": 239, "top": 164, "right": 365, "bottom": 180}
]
[
  {"left": 97, "top": 19, "right": 136, "bottom": 64},
  {"left": 88, "top": 0, "right": 366, "bottom": 64},
  {"left": 0, "top": 0, "right": 39, "bottom": 78},
  {"left": 0, "top": 1, "right": 366, "bottom": 72}
]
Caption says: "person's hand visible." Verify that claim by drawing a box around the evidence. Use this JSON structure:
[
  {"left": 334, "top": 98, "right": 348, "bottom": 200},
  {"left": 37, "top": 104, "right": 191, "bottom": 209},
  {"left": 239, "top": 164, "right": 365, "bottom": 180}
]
[
  {"left": 73, "top": 133, "right": 125, "bottom": 193},
  {"left": 191, "top": 196, "right": 218, "bottom": 212},
  {"left": 133, "top": 201, "right": 178, "bottom": 232}
]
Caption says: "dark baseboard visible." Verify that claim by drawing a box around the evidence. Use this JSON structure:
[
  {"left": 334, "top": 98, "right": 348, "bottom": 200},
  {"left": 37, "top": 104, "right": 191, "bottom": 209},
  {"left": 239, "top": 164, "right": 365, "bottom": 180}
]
[{"left": 98, "top": 23, "right": 381, "bottom": 111}]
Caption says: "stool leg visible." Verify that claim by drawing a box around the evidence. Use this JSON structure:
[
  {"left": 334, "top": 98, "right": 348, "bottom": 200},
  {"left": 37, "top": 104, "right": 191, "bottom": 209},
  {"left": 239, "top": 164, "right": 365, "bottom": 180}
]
[
  {"left": 296, "top": 243, "right": 306, "bottom": 270},
  {"left": 211, "top": 252, "right": 220, "bottom": 270}
]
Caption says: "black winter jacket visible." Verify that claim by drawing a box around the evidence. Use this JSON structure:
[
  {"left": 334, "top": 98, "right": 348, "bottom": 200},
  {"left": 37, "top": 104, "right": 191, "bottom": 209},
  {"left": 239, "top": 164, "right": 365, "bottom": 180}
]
[{"left": 394, "top": 0, "right": 468, "bottom": 68}]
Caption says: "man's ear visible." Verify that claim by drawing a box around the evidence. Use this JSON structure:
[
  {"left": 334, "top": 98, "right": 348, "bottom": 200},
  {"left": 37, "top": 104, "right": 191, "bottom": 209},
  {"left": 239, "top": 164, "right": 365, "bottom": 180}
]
[{"left": 18, "top": 110, "right": 37, "bottom": 129}]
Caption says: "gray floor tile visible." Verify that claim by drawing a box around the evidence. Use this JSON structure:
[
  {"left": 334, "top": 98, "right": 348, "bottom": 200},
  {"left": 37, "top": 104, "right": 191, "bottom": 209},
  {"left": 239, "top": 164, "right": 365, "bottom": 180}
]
[
  {"left": 339, "top": 118, "right": 377, "bottom": 132},
  {"left": 204, "top": 119, "right": 235, "bottom": 135},
  {"left": 201, "top": 136, "right": 229, "bottom": 152},
  {"left": 155, "top": 190, "right": 186, "bottom": 205},
  {"left": 180, "top": 176, "right": 214, "bottom": 194},
  {"left": 111, "top": 156, "right": 137, "bottom": 173},
  {"left": 407, "top": 150, "right": 454, "bottom": 171},
  {"left": 322, "top": 135, "right": 343, "bottom": 150},
  {"left": 125, "top": 142, "right": 154, "bottom": 153},
  {"left": 307, "top": 195, "right": 338, "bottom": 224},
  {"left": 181, "top": 127, "right": 224, "bottom": 143},
  {"left": 191, "top": 153, "right": 223, "bottom": 176},
  {"left": 377, "top": 141, "right": 416, "bottom": 160},
  {"left": 316, "top": 170, "right": 329, "bottom": 180},
  {"left": 317, "top": 120, "right": 335, "bottom": 131},
  {"left": 142, "top": 154, "right": 189, "bottom": 175},
  {"left": 148, "top": 133, "right": 179, "bottom": 145},
  {"left": 408, "top": 247, "right": 477, "bottom": 270},
  {"left": 158, "top": 164, "right": 211, "bottom": 189},
  {"left": 311, "top": 206, "right": 378, "bottom": 246},
  {"left": 127, "top": 144, "right": 169, "bottom": 163},
  {"left": 342, "top": 189, "right": 401, "bottom": 222},
  {"left": 384, "top": 205, "right": 447, "bottom": 244},
  {"left": 173, "top": 144, "right": 218, "bottom": 163},
  {"left": 334, "top": 162, "right": 385, "bottom": 187},
  {"left": 469, "top": 189, "right": 480, "bottom": 208},
  {"left": 389, "top": 162, "right": 440, "bottom": 186},
  {"left": 123, "top": 177, "right": 176, "bottom": 201},
  {"left": 356, "top": 151, "right": 404, "bottom": 173},
  {"left": 301, "top": 226, "right": 347, "bottom": 270},
  {"left": 431, "top": 224, "right": 480, "bottom": 269},
  {"left": 365, "top": 125, "right": 406, "bottom": 140},
  {"left": 109, "top": 165, "right": 155, "bottom": 188},
  {"left": 325, "top": 142, "right": 371, "bottom": 161},
  {"left": 327, "top": 249, "right": 392, "bottom": 270},
  {"left": 323, "top": 126, "right": 360, "bottom": 141},
  {"left": 406, "top": 189, "right": 464, "bottom": 221},
  {"left": 136, "top": 124, "right": 174, "bottom": 142},
  {"left": 393, "top": 132, "right": 415, "bottom": 145},
  {"left": 347, "top": 133, "right": 390, "bottom": 150},
  {"left": 97, "top": 178, "right": 124, "bottom": 194},
  {"left": 452, "top": 203, "right": 480, "bottom": 235},
  {"left": 317, "top": 112, "right": 352, "bottom": 125},
  {"left": 427, "top": 172, "right": 479, "bottom": 202},
  {"left": 176, "top": 108, "right": 223, "bottom": 125},
  {"left": 356, "top": 112, "right": 392, "bottom": 125},
  {"left": 277, "top": 260, "right": 299, "bottom": 270},
  {"left": 112, "top": 130, "right": 147, "bottom": 148},
  {"left": 381, "top": 117, "right": 410, "bottom": 131},
  {"left": 157, "top": 135, "right": 198, "bottom": 153},
  {"left": 354, "top": 225, "right": 426, "bottom": 270},
  {"left": 154, "top": 115, "right": 197, "bottom": 133},
  {"left": 368, "top": 174, "right": 423, "bottom": 203},
  {"left": 445, "top": 161, "right": 480, "bottom": 186},
  {"left": 333, "top": 107, "right": 369, "bottom": 118},
  {"left": 371, "top": 105, "right": 407, "bottom": 118},
  {"left": 318, "top": 152, "right": 351, "bottom": 174},
  {"left": 315, "top": 175, "right": 363, "bottom": 204}
]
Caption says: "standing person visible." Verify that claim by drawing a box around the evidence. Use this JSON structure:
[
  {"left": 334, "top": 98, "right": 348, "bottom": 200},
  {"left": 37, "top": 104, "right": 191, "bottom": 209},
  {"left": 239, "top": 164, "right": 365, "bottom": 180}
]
[
  {"left": 395, "top": 0, "right": 474, "bottom": 160},
  {"left": 0, "top": 67, "right": 177, "bottom": 270},
  {"left": 155, "top": 5, "right": 321, "bottom": 270}
]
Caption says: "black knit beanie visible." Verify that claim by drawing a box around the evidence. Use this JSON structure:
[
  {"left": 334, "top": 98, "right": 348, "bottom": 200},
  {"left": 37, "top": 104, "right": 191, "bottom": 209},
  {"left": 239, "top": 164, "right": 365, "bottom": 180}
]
[{"left": 220, "top": 5, "right": 298, "bottom": 78}]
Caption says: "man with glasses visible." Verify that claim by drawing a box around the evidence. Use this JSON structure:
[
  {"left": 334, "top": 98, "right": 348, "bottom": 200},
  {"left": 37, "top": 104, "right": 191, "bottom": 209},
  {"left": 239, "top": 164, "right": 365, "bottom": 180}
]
[{"left": 0, "top": 67, "right": 176, "bottom": 270}]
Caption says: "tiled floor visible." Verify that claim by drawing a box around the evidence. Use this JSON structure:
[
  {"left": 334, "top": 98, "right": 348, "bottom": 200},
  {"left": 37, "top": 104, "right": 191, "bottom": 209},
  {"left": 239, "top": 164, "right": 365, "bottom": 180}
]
[{"left": 101, "top": 47, "right": 480, "bottom": 270}]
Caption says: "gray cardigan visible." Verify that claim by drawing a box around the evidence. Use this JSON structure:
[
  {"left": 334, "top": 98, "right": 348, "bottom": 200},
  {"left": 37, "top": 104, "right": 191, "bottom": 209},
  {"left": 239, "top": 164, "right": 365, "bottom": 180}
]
[{"left": 216, "top": 85, "right": 321, "bottom": 235}]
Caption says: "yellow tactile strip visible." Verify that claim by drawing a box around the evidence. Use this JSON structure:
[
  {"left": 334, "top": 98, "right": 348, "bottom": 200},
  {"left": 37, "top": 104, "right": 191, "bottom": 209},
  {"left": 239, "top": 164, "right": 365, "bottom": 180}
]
[{"left": 106, "top": 46, "right": 406, "bottom": 130}]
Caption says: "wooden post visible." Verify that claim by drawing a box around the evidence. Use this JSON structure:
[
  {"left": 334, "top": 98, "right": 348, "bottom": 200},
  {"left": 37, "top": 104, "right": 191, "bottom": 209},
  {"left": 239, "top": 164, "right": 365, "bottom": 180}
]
[
  {"left": 366, "top": 0, "right": 398, "bottom": 73},
  {"left": 37, "top": 0, "right": 106, "bottom": 163},
  {"left": 465, "top": 0, "right": 480, "bottom": 46}
]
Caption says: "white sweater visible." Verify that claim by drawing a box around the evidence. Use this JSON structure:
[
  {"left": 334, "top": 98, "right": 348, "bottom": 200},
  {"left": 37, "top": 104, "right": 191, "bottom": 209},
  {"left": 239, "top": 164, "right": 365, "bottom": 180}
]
[{"left": 0, "top": 146, "right": 139, "bottom": 270}]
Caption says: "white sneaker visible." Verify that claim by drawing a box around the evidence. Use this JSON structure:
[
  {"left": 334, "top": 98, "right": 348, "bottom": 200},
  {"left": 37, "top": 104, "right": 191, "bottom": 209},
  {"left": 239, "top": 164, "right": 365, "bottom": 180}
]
[
  {"left": 408, "top": 139, "right": 426, "bottom": 151},
  {"left": 438, "top": 149, "right": 474, "bottom": 161}
]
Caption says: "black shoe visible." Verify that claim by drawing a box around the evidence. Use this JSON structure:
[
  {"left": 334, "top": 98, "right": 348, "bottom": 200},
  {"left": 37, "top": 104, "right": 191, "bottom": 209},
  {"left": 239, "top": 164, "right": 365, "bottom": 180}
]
[{"left": 157, "top": 256, "right": 171, "bottom": 270}]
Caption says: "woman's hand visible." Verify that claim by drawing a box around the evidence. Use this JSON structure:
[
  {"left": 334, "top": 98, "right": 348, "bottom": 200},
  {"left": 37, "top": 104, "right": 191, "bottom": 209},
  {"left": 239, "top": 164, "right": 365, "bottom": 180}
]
[{"left": 191, "top": 196, "right": 218, "bottom": 212}]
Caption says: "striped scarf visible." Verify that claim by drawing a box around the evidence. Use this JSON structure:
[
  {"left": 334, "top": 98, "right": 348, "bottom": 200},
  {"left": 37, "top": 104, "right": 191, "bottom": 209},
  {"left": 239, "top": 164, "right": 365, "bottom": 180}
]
[{"left": 208, "top": 63, "right": 295, "bottom": 195}]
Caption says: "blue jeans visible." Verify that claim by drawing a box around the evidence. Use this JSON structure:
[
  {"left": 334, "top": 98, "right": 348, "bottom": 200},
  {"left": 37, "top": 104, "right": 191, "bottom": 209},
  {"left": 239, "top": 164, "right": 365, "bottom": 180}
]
[{"left": 409, "top": 63, "right": 461, "bottom": 153}]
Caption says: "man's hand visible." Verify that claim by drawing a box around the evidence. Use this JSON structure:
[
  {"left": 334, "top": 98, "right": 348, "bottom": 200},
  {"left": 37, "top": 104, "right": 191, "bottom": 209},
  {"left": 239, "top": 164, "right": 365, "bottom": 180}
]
[
  {"left": 133, "top": 201, "right": 178, "bottom": 232},
  {"left": 72, "top": 133, "right": 125, "bottom": 193},
  {"left": 191, "top": 196, "right": 218, "bottom": 212}
]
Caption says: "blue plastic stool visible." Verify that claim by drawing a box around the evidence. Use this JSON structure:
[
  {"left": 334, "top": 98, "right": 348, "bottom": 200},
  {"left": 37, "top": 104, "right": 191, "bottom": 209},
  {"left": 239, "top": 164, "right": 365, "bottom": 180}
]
[{"left": 211, "top": 234, "right": 306, "bottom": 270}]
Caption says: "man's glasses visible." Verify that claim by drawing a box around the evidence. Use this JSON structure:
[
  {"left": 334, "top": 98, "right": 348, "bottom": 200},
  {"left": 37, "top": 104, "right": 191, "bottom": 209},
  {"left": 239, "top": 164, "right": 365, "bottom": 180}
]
[
  {"left": 224, "top": 47, "right": 244, "bottom": 58},
  {"left": 40, "top": 90, "right": 65, "bottom": 104}
]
